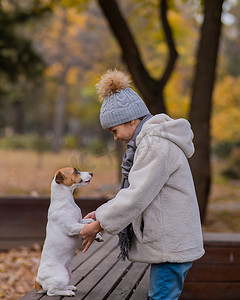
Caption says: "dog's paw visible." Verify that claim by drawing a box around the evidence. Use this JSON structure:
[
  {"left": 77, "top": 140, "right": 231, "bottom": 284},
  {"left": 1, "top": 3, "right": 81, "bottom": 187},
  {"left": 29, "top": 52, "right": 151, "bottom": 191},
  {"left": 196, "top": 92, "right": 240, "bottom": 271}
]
[
  {"left": 95, "top": 232, "right": 104, "bottom": 242},
  {"left": 67, "top": 290, "right": 75, "bottom": 297},
  {"left": 47, "top": 289, "right": 76, "bottom": 297},
  {"left": 66, "top": 285, "right": 77, "bottom": 291}
]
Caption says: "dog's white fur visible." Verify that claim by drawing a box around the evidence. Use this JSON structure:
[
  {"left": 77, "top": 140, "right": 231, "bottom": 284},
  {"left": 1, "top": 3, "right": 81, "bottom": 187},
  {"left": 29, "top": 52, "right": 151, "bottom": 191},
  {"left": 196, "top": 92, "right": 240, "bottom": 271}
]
[{"left": 35, "top": 168, "right": 103, "bottom": 297}]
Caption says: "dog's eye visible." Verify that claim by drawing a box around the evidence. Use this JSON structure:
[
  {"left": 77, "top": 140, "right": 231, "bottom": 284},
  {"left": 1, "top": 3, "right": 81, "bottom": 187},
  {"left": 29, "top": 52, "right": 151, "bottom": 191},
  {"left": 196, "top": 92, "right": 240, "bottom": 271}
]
[{"left": 73, "top": 168, "right": 78, "bottom": 175}]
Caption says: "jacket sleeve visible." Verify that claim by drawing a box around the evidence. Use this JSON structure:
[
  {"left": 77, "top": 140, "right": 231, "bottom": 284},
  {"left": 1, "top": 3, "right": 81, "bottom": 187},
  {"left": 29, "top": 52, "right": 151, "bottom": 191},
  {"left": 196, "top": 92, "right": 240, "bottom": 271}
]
[{"left": 95, "top": 137, "right": 172, "bottom": 234}]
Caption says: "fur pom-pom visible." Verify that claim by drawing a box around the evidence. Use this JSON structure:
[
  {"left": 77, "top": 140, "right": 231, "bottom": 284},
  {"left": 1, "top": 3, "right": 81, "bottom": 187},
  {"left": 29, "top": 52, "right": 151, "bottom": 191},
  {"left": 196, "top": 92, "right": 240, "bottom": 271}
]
[{"left": 96, "top": 69, "right": 130, "bottom": 102}]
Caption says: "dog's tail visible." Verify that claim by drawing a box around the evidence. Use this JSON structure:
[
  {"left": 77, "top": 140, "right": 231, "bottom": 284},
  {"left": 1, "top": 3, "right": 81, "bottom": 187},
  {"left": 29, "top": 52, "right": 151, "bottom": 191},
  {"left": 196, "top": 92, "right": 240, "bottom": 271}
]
[{"left": 35, "top": 280, "right": 44, "bottom": 293}]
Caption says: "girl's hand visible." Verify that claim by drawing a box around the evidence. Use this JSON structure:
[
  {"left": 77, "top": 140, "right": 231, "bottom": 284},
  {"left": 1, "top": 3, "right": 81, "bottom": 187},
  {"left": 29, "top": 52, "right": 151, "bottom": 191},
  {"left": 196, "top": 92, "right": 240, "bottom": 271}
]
[
  {"left": 83, "top": 211, "right": 96, "bottom": 221},
  {"left": 80, "top": 221, "right": 102, "bottom": 253}
]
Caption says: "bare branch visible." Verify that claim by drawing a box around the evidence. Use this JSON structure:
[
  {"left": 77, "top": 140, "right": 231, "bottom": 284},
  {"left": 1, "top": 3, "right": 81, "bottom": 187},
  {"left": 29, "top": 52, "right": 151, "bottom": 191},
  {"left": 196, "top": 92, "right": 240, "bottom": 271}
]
[
  {"left": 159, "top": 0, "right": 178, "bottom": 86},
  {"left": 97, "top": 0, "right": 155, "bottom": 91}
]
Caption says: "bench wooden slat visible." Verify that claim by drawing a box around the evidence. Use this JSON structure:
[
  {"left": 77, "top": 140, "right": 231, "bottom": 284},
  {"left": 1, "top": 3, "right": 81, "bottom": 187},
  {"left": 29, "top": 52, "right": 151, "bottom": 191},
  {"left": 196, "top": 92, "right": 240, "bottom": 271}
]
[
  {"left": 0, "top": 224, "right": 45, "bottom": 238},
  {"left": 107, "top": 262, "right": 149, "bottom": 300},
  {"left": 181, "top": 282, "right": 240, "bottom": 300},
  {"left": 70, "top": 234, "right": 113, "bottom": 271},
  {"left": 20, "top": 289, "right": 45, "bottom": 300},
  {"left": 84, "top": 259, "right": 132, "bottom": 300},
  {"left": 0, "top": 239, "right": 44, "bottom": 250},
  {"left": 199, "top": 246, "right": 240, "bottom": 264},
  {"left": 130, "top": 267, "right": 150, "bottom": 300},
  {"left": 186, "top": 263, "right": 240, "bottom": 282},
  {"left": 71, "top": 247, "right": 120, "bottom": 299},
  {"left": 203, "top": 232, "right": 240, "bottom": 244},
  {"left": 69, "top": 235, "right": 118, "bottom": 287}
]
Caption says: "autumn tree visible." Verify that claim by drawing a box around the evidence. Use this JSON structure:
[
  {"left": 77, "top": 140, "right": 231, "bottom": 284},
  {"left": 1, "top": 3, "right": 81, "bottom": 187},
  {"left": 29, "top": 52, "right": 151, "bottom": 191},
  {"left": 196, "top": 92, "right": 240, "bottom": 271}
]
[
  {"left": 212, "top": 0, "right": 240, "bottom": 146},
  {"left": 34, "top": 5, "right": 121, "bottom": 152},
  {"left": 189, "top": 0, "right": 224, "bottom": 220},
  {"left": 0, "top": 0, "right": 51, "bottom": 133}
]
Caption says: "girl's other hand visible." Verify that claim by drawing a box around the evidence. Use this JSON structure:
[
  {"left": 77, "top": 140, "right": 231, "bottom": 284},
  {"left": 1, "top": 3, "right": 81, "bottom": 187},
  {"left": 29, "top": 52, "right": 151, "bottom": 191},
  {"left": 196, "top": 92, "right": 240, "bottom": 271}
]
[
  {"left": 80, "top": 221, "right": 102, "bottom": 252},
  {"left": 83, "top": 211, "right": 96, "bottom": 221}
]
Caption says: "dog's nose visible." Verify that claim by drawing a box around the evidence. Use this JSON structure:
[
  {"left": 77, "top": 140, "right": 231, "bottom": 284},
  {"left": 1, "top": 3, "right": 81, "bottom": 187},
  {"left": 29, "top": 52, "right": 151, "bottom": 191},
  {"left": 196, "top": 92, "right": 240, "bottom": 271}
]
[{"left": 89, "top": 173, "right": 93, "bottom": 177}]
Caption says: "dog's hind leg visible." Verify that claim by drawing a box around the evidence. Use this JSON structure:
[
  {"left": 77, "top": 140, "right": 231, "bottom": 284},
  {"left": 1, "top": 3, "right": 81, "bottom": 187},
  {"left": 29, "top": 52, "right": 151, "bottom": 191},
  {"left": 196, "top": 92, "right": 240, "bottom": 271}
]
[
  {"left": 46, "top": 266, "right": 73, "bottom": 296},
  {"left": 47, "top": 288, "right": 75, "bottom": 296},
  {"left": 65, "top": 285, "right": 77, "bottom": 291},
  {"left": 35, "top": 280, "right": 45, "bottom": 294}
]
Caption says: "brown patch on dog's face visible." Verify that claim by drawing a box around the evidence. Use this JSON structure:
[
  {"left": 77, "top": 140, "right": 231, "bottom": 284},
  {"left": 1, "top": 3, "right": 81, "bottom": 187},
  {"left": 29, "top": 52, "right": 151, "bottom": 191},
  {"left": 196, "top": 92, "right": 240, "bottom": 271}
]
[{"left": 55, "top": 167, "right": 82, "bottom": 186}]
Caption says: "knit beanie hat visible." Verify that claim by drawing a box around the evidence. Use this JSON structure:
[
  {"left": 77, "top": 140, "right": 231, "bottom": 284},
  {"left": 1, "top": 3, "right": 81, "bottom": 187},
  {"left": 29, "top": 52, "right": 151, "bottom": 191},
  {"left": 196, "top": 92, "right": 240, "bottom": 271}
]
[{"left": 96, "top": 69, "right": 150, "bottom": 129}]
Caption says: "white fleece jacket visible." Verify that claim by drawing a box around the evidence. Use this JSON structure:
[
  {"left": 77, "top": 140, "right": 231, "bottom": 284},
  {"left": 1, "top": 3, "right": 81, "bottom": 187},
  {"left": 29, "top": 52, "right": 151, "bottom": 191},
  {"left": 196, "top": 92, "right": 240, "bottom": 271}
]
[{"left": 96, "top": 114, "right": 205, "bottom": 263}]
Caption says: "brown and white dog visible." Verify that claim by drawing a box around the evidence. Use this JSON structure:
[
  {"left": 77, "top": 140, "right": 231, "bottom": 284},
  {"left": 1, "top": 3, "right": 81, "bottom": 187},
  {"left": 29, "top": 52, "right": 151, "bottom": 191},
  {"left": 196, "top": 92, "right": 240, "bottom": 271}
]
[{"left": 35, "top": 167, "right": 103, "bottom": 297}]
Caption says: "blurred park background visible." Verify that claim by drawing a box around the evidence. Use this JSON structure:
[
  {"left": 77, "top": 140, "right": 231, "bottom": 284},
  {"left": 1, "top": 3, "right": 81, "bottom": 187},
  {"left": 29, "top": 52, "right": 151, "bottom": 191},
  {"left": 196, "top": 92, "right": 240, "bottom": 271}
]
[
  {"left": 1, "top": 0, "right": 240, "bottom": 227},
  {"left": 1, "top": 0, "right": 240, "bottom": 298}
]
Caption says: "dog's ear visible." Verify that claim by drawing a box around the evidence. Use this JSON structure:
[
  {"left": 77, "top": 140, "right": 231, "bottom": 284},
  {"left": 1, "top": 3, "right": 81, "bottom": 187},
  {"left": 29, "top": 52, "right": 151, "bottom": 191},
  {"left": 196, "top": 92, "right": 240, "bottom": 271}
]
[{"left": 55, "top": 171, "right": 64, "bottom": 184}]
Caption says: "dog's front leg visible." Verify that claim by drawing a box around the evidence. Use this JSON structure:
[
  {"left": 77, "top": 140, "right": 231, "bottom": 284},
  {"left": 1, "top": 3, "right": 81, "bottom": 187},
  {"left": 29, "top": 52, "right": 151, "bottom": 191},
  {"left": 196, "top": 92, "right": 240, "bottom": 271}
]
[
  {"left": 67, "top": 223, "right": 84, "bottom": 236},
  {"left": 81, "top": 218, "right": 95, "bottom": 225}
]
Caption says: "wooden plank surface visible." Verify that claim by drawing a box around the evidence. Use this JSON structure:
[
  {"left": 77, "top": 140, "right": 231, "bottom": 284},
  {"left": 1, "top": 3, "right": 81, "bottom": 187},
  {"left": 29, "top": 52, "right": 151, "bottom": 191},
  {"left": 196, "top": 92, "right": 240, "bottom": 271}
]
[
  {"left": 84, "top": 258, "right": 132, "bottom": 300},
  {"left": 203, "top": 232, "right": 240, "bottom": 243},
  {"left": 20, "top": 231, "right": 240, "bottom": 300},
  {"left": 107, "top": 262, "right": 149, "bottom": 300},
  {"left": 181, "top": 282, "right": 240, "bottom": 300},
  {"left": 199, "top": 246, "right": 240, "bottom": 264},
  {"left": 130, "top": 267, "right": 150, "bottom": 300}
]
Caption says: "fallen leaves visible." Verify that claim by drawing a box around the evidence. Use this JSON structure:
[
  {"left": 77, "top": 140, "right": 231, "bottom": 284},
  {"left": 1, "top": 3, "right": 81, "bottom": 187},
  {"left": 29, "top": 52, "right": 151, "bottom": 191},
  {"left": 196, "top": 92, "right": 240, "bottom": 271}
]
[{"left": 0, "top": 243, "right": 42, "bottom": 300}]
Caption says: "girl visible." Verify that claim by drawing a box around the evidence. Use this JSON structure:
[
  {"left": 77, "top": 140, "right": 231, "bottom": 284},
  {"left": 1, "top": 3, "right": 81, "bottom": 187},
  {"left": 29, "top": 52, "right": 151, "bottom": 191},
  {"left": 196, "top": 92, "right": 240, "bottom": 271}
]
[{"left": 80, "top": 70, "right": 204, "bottom": 300}]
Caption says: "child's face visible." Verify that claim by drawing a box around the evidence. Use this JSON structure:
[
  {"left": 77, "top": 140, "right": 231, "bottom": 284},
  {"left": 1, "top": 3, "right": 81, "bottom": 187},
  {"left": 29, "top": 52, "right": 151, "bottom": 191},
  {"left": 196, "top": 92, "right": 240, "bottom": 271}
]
[{"left": 108, "top": 120, "right": 140, "bottom": 143}]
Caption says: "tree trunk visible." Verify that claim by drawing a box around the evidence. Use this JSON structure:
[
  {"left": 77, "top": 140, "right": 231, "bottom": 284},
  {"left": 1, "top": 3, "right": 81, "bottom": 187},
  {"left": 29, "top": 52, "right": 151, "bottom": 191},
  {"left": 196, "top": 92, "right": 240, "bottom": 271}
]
[
  {"left": 98, "top": 0, "right": 178, "bottom": 114},
  {"left": 12, "top": 100, "right": 24, "bottom": 134},
  {"left": 51, "top": 9, "right": 70, "bottom": 153},
  {"left": 51, "top": 72, "right": 68, "bottom": 152},
  {"left": 189, "top": 0, "right": 224, "bottom": 221}
]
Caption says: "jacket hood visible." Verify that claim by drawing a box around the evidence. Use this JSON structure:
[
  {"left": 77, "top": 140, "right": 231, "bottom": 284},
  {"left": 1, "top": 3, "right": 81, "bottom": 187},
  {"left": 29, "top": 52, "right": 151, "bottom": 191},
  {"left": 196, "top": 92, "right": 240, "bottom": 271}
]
[{"left": 137, "top": 114, "right": 195, "bottom": 158}]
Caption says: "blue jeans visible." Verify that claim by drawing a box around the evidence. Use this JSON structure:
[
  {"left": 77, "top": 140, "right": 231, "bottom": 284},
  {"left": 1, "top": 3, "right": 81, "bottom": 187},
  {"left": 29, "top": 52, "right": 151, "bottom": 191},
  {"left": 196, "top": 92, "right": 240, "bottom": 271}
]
[{"left": 148, "top": 262, "right": 193, "bottom": 300}]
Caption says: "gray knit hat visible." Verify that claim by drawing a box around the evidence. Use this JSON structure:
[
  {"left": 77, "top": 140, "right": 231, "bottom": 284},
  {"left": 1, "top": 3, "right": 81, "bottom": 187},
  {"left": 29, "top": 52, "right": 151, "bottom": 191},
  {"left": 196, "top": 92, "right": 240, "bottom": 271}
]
[{"left": 96, "top": 70, "right": 150, "bottom": 129}]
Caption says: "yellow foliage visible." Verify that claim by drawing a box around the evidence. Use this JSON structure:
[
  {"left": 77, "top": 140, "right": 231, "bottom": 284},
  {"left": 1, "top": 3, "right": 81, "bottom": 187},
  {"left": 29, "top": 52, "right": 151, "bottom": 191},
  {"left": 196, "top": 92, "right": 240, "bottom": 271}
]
[
  {"left": 212, "top": 76, "right": 240, "bottom": 143},
  {"left": 66, "top": 67, "right": 79, "bottom": 85},
  {"left": 68, "top": 10, "right": 87, "bottom": 28},
  {"left": 45, "top": 63, "right": 63, "bottom": 77},
  {"left": 165, "top": 68, "right": 191, "bottom": 119}
]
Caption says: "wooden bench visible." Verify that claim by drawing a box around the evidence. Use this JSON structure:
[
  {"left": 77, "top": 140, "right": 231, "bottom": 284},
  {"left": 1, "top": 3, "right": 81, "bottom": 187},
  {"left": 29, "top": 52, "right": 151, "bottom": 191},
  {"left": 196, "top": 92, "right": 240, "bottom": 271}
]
[{"left": 20, "top": 232, "right": 240, "bottom": 300}]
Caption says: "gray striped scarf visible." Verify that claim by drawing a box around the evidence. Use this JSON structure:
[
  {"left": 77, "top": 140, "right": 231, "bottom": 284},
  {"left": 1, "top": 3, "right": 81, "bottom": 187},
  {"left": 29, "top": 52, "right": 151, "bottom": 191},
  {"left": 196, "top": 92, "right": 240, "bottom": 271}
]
[{"left": 118, "top": 114, "right": 153, "bottom": 260}]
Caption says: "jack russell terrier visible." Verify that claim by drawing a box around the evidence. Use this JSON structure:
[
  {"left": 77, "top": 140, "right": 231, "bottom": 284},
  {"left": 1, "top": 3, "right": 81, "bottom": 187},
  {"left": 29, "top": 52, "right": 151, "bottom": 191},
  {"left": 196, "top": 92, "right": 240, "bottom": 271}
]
[{"left": 35, "top": 167, "right": 103, "bottom": 297}]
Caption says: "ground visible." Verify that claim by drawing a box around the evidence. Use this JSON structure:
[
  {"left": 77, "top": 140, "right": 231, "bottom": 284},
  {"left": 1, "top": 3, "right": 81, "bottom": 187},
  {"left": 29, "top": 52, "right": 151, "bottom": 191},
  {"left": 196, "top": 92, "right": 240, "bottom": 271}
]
[
  {"left": 0, "top": 149, "right": 120, "bottom": 198},
  {"left": 0, "top": 149, "right": 239, "bottom": 299}
]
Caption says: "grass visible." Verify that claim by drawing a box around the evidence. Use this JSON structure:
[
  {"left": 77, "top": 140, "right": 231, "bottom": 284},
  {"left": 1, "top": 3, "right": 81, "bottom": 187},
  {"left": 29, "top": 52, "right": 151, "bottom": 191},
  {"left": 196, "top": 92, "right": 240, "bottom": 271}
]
[{"left": 0, "top": 149, "right": 120, "bottom": 198}]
